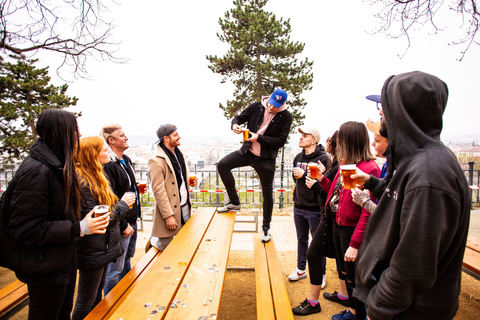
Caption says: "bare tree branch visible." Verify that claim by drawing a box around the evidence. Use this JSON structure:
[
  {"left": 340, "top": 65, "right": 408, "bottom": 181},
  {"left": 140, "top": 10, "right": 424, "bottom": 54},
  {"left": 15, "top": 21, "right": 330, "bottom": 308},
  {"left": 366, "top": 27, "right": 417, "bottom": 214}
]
[
  {"left": 0, "top": 0, "right": 126, "bottom": 79},
  {"left": 368, "top": 0, "right": 479, "bottom": 59}
]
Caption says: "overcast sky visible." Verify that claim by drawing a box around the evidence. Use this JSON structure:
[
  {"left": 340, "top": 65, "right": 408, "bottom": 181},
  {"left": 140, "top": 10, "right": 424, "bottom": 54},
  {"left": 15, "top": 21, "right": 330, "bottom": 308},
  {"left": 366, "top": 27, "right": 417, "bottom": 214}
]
[{"left": 38, "top": 0, "right": 480, "bottom": 143}]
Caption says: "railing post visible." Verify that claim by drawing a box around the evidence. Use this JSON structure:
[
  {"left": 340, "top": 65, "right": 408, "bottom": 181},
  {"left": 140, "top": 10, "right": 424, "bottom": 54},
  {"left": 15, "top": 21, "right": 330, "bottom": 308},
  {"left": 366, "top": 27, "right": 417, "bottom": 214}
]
[
  {"left": 469, "top": 162, "right": 475, "bottom": 186},
  {"left": 279, "top": 147, "right": 285, "bottom": 209},
  {"left": 215, "top": 163, "right": 220, "bottom": 206}
]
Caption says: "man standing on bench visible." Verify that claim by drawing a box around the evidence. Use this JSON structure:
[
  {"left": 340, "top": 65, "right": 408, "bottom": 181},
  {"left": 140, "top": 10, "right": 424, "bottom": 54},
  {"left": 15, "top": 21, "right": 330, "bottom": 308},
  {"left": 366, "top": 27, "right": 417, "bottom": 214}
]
[
  {"left": 217, "top": 89, "right": 292, "bottom": 243},
  {"left": 148, "top": 124, "right": 196, "bottom": 251}
]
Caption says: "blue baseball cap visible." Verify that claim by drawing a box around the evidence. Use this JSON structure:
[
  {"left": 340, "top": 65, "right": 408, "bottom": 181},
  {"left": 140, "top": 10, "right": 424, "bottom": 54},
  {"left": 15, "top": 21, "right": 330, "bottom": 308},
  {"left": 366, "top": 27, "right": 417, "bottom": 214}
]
[
  {"left": 268, "top": 89, "right": 288, "bottom": 108},
  {"left": 366, "top": 95, "right": 381, "bottom": 103}
]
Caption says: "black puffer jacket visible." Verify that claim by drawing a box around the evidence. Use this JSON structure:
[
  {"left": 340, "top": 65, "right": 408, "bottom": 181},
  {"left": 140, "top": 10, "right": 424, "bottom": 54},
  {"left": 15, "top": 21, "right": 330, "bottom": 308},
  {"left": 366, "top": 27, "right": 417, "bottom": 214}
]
[
  {"left": 75, "top": 184, "right": 129, "bottom": 270},
  {"left": 0, "top": 139, "right": 81, "bottom": 285}
]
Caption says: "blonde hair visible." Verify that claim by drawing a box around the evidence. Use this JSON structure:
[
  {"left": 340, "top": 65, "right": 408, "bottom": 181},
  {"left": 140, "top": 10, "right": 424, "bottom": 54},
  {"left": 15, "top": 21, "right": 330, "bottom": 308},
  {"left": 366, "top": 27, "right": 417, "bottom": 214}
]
[
  {"left": 76, "top": 136, "right": 118, "bottom": 208},
  {"left": 100, "top": 123, "right": 122, "bottom": 147}
]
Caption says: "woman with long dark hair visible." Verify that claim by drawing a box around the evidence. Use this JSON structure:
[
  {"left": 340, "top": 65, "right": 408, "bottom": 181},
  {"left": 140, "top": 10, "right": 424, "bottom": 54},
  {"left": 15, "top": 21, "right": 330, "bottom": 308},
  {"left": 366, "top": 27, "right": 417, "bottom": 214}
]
[
  {"left": 0, "top": 108, "right": 109, "bottom": 320},
  {"left": 307, "top": 122, "right": 380, "bottom": 320},
  {"left": 72, "top": 136, "right": 134, "bottom": 319}
]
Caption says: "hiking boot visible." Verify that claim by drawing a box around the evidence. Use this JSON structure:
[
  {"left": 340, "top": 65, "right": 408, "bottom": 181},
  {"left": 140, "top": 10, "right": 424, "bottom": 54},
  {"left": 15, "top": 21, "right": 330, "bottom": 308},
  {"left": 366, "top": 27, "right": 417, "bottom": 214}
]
[
  {"left": 321, "top": 274, "right": 327, "bottom": 289},
  {"left": 331, "top": 309, "right": 356, "bottom": 320},
  {"left": 288, "top": 268, "right": 307, "bottom": 281},
  {"left": 292, "top": 298, "right": 321, "bottom": 315},
  {"left": 323, "top": 291, "right": 350, "bottom": 307},
  {"left": 217, "top": 202, "right": 241, "bottom": 213},
  {"left": 261, "top": 227, "right": 271, "bottom": 243}
]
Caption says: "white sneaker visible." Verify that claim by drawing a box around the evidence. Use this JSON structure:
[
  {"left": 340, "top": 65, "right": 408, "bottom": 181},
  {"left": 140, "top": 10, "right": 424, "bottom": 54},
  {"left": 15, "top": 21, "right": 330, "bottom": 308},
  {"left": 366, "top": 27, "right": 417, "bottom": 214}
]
[
  {"left": 321, "top": 275, "right": 327, "bottom": 289},
  {"left": 288, "top": 268, "right": 307, "bottom": 281}
]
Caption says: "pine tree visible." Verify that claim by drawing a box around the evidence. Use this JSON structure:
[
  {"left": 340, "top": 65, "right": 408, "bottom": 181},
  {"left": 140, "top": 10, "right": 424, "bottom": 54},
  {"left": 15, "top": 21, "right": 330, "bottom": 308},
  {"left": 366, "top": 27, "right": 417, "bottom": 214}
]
[
  {"left": 0, "top": 56, "right": 79, "bottom": 163},
  {"left": 206, "top": 0, "right": 313, "bottom": 130}
]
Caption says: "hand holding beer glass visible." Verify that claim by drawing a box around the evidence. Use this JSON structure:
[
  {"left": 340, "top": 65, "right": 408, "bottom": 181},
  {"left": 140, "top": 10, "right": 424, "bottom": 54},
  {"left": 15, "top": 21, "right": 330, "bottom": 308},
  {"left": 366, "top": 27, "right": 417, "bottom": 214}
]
[
  {"left": 123, "top": 192, "right": 136, "bottom": 209},
  {"left": 189, "top": 175, "right": 198, "bottom": 188},
  {"left": 137, "top": 182, "right": 148, "bottom": 194},
  {"left": 340, "top": 164, "right": 360, "bottom": 189},
  {"left": 309, "top": 161, "right": 326, "bottom": 181},
  {"left": 91, "top": 205, "right": 110, "bottom": 232},
  {"left": 293, "top": 162, "right": 306, "bottom": 179}
]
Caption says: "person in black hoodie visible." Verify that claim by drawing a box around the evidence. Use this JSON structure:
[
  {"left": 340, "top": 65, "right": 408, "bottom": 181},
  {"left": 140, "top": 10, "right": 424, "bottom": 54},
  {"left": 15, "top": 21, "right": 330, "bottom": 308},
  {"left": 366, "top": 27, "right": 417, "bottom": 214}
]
[
  {"left": 354, "top": 71, "right": 470, "bottom": 319},
  {"left": 100, "top": 123, "right": 142, "bottom": 295},
  {"left": 0, "top": 109, "right": 109, "bottom": 320},
  {"left": 290, "top": 126, "right": 330, "bottom": 316},
  {"left": 72, "top": 136, "right": 135, "bottom": 320}
]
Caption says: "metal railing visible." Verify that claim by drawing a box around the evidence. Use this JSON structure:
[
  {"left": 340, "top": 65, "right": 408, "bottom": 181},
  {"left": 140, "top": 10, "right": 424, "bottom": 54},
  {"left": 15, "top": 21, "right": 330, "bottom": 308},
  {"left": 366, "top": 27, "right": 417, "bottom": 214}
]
[
  {"left": 134, "top": 163, "right": 295, "bottom": 210},
  {"left": 3, "top": 162, "right": 480, "bottom": 207}
]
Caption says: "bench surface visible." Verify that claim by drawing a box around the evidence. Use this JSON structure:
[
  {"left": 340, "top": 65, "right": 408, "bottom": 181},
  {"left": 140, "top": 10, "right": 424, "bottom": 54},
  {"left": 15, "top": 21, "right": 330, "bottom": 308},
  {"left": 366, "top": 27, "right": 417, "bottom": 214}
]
[
  {"left": 91, "top": 207, "right": 236, "bottom": 320},
  {"left": 0, "top": 279, "right": 28, "bottom": 317},
  {"left": 463, "top": 236, "right": 480, "bottom": 276},
  {"left": 254, "top": 234, "right": 294, "bottom": 320}
]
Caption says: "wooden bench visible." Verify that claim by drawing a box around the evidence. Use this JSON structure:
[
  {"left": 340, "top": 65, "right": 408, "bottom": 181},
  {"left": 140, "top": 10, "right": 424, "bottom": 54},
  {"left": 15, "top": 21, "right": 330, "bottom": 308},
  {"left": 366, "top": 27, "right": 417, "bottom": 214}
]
[
  {"left": 254, "top": 234, "right": 294, "bottom": 320},
  {"left": 0, "top": 279, "right": 28, "bottom": 317},
  {"left": 86, "top": 207, "right": 236, "bottom": 319},
  {"left": 463, "top": 236, "right": 480, "bottom": 279}
]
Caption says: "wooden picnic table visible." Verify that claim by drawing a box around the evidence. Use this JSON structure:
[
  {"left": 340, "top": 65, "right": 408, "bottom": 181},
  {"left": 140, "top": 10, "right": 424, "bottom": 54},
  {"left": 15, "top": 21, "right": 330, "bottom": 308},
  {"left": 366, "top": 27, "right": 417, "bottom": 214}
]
[{"left": 87, "top": 207, "right": 236, "bottom": 320}]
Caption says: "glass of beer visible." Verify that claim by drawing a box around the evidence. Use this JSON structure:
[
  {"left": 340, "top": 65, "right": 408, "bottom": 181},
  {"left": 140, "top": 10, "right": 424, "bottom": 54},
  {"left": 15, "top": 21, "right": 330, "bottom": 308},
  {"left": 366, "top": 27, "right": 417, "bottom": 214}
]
[
  {"left": 340, "top": 164, "right": 357, "bottom": 189},
  {"left": 138, "top": 183, "right": 147, "bottom": 194},
  {"left": 124, "top": 191, "right": 136, "bottom": 209},
  {"left": 243, "top": 129, "right": 250, "bottom": 141},
  {"left": 308, "top": 162, "right": 319, "bottom": 179},
  {"left": 93, "top": 205, "right": 109, "bottom": 218},
  {"left": 189, "top": 175, "right": 197, "bottom": 187}
]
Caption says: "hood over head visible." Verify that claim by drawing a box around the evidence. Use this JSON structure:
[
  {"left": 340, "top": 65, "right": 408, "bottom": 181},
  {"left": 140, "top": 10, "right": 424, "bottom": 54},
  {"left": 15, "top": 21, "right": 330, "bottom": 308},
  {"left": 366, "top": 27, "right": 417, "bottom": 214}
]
[{"left": 381, "top": 71, "right": 448, "bottom": 165}]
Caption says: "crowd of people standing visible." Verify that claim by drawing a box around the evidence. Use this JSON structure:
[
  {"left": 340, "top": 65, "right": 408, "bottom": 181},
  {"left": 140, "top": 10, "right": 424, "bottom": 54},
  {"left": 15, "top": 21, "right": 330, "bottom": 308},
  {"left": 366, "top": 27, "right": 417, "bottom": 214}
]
[{"left": 0, "top": 70, "right": 471, "bottom": 320}]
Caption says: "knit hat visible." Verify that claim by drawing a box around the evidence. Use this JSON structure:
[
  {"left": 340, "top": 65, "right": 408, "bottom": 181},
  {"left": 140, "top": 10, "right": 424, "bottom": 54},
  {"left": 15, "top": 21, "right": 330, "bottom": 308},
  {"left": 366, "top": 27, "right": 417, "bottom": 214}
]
[
  {"left": 268, "top": 89, "right": 288, "bottom": 108},
  {"left": 298, "top": 126, "right": 320, "bottom": 144}
]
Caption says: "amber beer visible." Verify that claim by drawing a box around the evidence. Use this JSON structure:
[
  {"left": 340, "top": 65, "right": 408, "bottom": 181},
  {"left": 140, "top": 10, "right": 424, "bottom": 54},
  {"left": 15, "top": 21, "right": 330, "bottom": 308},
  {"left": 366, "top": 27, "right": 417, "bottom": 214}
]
[
  {"left": 189, "top": 175, "right": 197, "bottom": 186},
  {"left": 93, "top": 205, "right": 109, "bottom": 218},
  {"left": 243, "top": 129, "right": 250, "bottom": 141},
  {"left": 308, "top": 163, "right": 319, "bottom": 179},
  {"left": 340, "top": 164, "right": 357, "bottom": 189},
  {"left": 138, "top": 183, "right": 147, "bottom": 194}
]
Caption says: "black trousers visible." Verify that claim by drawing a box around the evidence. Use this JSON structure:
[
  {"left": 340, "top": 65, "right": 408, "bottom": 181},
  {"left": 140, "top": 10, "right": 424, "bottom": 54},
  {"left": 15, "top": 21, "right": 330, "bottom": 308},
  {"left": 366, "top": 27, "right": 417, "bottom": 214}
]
[{"left": 217, "top": 150, "right": 276, "bottom": 229}]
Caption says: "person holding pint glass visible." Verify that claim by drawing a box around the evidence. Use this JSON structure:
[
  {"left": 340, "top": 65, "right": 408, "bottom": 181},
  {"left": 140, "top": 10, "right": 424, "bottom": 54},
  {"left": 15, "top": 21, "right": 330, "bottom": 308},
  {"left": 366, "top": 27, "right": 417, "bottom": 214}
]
[
  {"left": 72, "top": 136, "right": 135, "bottom": 320},
  {"left": 0, "top": 109, "right": 109, "bottom": 320},
  {"left": 305, "top": 121, "right": 380, "bottom": 320},
  {"left": 216, "top": 88, "right": 292, "bottom": 243}
]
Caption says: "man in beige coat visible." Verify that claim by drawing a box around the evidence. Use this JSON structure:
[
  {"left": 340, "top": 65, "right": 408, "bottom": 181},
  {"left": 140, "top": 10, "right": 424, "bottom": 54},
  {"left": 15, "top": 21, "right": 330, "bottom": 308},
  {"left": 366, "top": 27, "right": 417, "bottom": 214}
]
[{"left": 148, "top": 124, "right": 197, "bottom": 251}]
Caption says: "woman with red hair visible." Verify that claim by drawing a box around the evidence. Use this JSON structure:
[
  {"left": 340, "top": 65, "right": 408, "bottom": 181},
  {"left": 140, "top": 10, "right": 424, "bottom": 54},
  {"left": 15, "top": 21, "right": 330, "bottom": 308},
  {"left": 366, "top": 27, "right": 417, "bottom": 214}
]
[{"left": 72, "top": 136, "right": 135, "bottom": 320}]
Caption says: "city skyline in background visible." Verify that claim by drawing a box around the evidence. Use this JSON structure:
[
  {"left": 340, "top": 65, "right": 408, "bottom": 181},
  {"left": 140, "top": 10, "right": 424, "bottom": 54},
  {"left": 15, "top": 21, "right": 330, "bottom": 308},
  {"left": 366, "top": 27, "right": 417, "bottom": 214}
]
[{"left": 34, "top": 1, "right": 480, "bottom": 143}]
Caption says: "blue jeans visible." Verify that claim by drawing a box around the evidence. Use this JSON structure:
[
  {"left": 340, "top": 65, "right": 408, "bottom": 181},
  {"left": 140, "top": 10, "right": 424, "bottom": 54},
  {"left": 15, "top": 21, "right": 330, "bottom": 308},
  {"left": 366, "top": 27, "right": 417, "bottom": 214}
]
[
  {"left": 103, "top": 224, "right": 137, "bottom": 295},
  {"left": 72, "top": 265, "right": 108, "bottom": 320},
  {"left": 217, "top": 150, "right": 276, "bottom": 229},
  {"left": 293, "top": 207, "right": 321, "bottom": 271}
]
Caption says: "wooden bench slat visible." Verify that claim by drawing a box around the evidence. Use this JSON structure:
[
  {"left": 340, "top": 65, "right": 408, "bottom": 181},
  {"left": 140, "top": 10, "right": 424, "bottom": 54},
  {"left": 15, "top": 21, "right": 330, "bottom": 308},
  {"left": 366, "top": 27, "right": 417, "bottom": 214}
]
[
  {"left": 254, "top": 234, "right": 275, "bottom": 320},
  {"left": 467, "top": 236, "right": 480, "bottom": 254},
  {"left": 84, "top": 246, "right": 161, "bottom": 320},
  {"left": 463, "top": 247, "right": 480, "bottom": 275},
  {"left": 0, "top": 280, "right": 28, "bottom": 317},
  {"left": 164, "top": 211, "right": 236, "bottom": 319},
  {"left": 104, "top": 207, "right": 217, "bottom": 320},
  {"left": 264, "top": 237, "right": 294, "bottom": 320}
]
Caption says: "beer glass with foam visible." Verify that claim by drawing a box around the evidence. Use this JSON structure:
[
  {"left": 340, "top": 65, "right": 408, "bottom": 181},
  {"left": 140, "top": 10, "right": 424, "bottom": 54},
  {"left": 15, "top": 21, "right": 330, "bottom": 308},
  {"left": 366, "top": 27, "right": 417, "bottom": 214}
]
[{"left": 340, "top": 164, "right": 357, "bottom": 189}]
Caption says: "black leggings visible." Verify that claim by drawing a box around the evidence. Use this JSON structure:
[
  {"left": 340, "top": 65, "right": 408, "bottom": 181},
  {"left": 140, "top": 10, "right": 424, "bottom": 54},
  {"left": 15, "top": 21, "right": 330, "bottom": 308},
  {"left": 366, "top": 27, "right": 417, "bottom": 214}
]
[
  {"left": 333, "top": 222, "right": 366, "bottom": 319},
  {"left": 306, "top": 213, "right": 327, "bottom": 285}
]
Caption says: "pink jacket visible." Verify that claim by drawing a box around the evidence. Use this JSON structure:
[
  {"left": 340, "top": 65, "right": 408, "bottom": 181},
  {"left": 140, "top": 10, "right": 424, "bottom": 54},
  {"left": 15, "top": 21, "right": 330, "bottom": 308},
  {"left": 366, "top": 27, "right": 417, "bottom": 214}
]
[{"left": 320, "top": 160, "right": 380, "bottom": 249}]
